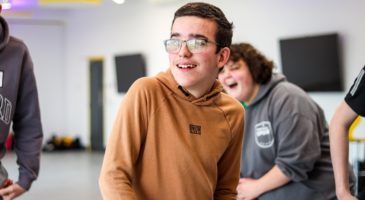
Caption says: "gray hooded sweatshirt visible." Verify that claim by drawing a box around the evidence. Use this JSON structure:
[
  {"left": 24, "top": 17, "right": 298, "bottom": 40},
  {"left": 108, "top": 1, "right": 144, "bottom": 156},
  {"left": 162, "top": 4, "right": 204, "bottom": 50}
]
[
  {"left": 241, "top": 73, "right": 354, "bottom": 200},
  {"left": 0, "top": 15, "right": 43, "bottom": 190}
]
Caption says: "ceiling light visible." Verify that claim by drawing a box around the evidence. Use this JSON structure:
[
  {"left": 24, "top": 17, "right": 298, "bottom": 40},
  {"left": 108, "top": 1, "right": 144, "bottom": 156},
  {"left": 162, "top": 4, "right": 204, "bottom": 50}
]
[{"left": 1, "top": 0, "right": 11, "bottom": 10}]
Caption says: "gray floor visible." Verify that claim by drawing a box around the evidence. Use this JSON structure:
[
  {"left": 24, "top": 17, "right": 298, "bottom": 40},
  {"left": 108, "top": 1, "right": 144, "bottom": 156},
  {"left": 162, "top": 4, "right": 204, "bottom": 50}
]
[{"left": 2, "top": 151, "right": 104, "bottom": 200}]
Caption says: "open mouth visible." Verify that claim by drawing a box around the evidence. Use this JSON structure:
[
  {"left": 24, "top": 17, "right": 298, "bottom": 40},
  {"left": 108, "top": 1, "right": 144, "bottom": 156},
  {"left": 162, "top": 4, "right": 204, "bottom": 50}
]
[
  {"left": 177, "top": 64, "right": 197, "bottom": 69},
  {"left": 226, "top": 79, "right": 238, "bottom": 88}
]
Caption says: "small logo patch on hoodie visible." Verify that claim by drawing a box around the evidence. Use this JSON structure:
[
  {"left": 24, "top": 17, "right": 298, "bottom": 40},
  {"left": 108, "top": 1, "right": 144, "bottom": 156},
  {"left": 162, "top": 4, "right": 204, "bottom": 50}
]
[
  {"left": 255, "top": 121, "right": 274, "bottom": 148},
  {"left": 189, "top": 124, "right": 201, "bottom": 135}
]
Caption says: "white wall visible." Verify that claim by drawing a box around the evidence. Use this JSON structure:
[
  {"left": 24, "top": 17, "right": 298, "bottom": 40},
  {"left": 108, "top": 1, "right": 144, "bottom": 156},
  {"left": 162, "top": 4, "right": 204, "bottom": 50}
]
[{"left": 7, "top": 0, "right": 365, "bottom": 147}]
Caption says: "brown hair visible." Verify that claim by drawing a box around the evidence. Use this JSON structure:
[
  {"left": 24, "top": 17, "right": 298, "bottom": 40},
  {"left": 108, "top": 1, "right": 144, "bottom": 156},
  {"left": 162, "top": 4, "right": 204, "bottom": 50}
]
[
  {"left": 229, "top": 43, "right": 274, "bottom": 84},
  {"left": 172, "top": 2, "right": 233, "bottom": 53}
]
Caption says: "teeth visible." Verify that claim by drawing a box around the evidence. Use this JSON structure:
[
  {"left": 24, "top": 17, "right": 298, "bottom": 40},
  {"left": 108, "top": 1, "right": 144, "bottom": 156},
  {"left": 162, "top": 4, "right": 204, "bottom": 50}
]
[
  {"left": 226, "top": 79, "right": 236, "bottom": 85},
  {"left": 178, "top": 64, "right": 195, "bottom": 69}
]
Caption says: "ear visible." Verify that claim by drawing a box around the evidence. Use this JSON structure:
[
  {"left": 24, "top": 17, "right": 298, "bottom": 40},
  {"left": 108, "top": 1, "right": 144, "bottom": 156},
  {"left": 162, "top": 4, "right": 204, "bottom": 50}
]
[{"left": 217, "top": 47, "right": 230, "bottom": 69}]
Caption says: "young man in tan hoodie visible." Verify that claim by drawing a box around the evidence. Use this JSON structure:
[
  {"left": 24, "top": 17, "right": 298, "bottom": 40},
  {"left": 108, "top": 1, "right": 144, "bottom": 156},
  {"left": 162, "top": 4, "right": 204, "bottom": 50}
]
[{"left": 99, "top": 2, "right": 245, "bottom": 200}]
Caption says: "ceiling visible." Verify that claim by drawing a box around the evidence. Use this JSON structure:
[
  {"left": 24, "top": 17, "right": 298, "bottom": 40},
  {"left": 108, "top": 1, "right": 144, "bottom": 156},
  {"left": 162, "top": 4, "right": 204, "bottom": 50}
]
[
  {"left": 2, "top": 0, "right": 179, "bottom": 11},
  {"left": 3, "top": 0, "right": 102, "bottom": 10},
  {"left": 0, "top": 0, "right": 180, "bottom": 18}
]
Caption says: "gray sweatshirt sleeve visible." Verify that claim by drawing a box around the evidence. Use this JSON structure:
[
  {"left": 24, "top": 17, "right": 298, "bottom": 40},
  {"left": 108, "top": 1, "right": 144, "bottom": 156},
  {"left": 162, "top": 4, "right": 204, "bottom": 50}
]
[
  {"left": 274, "top": 113, "right": 321, "bottom": 182},
  {"left": 12, "top": 46, "right": 43, "bottom": 190}
]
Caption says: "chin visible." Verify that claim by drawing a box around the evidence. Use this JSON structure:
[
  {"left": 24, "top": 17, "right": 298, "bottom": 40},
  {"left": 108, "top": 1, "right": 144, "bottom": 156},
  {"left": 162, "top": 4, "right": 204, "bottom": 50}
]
[
  {"left": 172, "top": 74, "right": 193, "bottom": 87},
  {"left": 175, "top": 78, "right": 191, "bottom": 87}
]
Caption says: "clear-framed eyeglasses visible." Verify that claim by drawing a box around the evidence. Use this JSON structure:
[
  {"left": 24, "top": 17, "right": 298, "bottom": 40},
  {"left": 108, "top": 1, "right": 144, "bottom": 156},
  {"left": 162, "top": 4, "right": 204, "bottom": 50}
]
[{"left": 163, "top": 38, "right": 219, "bottom": 54}]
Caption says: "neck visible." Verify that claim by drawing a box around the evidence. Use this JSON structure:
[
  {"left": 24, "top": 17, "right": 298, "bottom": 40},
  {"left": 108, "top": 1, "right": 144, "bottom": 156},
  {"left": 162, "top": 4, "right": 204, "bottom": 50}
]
[
  {"left": 244, "top": 84, "right": 260, "bottom": 105},
  {"left": 184, "top": 81, "right": 216, "bottom": 98},
  {"left": 185, "top": 86, "right": 209, "bottom": 98}
]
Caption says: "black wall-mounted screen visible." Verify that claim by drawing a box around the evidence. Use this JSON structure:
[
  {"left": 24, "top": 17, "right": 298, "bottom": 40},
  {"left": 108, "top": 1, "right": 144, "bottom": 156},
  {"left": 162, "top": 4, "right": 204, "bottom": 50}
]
[
  {"left": 115, "top": 54, "right": 146, "bottom": 93},
  {"left": 279, "top": 33, "right": 343, "bottom": 92}
]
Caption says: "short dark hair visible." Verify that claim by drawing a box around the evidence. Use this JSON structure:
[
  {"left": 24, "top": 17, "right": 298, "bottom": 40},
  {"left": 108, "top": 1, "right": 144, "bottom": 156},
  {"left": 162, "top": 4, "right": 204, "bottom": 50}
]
[
  {"left": 229, "top": 43, "right": 274, "bottom": 84},
  {"left": 172, "top": 2, "right": 233, "bottom": 53}
]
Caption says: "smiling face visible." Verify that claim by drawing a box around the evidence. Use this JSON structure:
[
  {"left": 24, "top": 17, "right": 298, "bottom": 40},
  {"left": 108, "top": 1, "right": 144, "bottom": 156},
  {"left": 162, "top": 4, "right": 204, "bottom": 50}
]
[
  {"left": 218, "top": 59, "right": 260, "bottom": 103},
  {"left": 168, "top": 16, "right": 229, "bottom": 98}
]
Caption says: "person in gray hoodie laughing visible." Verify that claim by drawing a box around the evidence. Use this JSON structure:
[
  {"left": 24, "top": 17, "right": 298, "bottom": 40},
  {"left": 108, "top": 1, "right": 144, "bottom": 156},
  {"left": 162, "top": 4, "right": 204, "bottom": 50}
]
[
  {"left": 0, "top": 3, "right": 43, "bottom": 200},
  {"left": 218, "top": 42, "right": 355, "bottom": 200}
]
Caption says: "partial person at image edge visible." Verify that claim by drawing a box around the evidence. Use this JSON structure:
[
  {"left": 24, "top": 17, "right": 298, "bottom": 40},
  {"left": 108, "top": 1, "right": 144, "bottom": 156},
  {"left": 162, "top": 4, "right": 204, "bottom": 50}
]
[
  {"left": 330, "top": 66, "right": 365, "bottom": 200},
  {"left": 0, "top": 4, "right": 43, "bottom": 200}
]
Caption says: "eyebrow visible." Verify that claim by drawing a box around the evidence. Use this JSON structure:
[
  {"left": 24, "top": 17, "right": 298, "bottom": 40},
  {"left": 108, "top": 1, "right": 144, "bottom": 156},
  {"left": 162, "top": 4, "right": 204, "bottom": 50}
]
[{"left": 170, "top": 33, "right": 209, "bottom": 40}]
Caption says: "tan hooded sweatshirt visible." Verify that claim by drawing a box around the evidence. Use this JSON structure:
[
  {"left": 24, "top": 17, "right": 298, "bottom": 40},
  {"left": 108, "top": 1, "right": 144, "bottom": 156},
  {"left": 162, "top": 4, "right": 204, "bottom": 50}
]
[{"left": 99, "top": 70, "right": 244, "bottom": 200}]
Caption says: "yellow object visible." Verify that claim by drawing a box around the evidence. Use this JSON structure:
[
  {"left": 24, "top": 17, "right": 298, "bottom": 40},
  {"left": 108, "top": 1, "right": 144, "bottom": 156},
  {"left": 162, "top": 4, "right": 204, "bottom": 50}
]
[
  {"left": 39, "top": 0, "right": 102, "bottom": 5},
  {"left": 62, "top": 136, "right": 74, "bottom": 147},
  {"left": 89, "top": 56, "right": 104, "bottom": 62},
  {"left": 349, "top": 116, "right": 365, "bottom": 142}
]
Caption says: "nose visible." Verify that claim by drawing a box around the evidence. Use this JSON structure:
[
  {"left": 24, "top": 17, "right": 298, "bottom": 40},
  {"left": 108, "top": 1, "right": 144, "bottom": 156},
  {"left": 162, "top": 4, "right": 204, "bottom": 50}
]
[{"left": 178, "top": 41, "right": 192, "bottom": 58}]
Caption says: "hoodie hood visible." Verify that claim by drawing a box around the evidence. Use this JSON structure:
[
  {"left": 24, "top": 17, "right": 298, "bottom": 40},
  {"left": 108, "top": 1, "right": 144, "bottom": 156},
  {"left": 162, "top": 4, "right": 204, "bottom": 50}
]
[
  {"left": 155, "top": 69, "right": 223, "bottom": 106},
  {"left": 0, "top": 16, "right": 10, "bottom": 51},
  {"left": 250, "top": 73, "right": 286, "bottom": 106}
]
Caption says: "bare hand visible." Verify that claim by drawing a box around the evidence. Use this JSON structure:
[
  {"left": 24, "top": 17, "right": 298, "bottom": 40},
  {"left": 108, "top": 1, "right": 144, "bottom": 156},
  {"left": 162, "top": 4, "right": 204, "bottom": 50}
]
[
  {"left": 0, "top": 183, "right": 26, "bottom": 200},
  {"left": 337, "top": 192, "right": 358, "bottom": 200},
  {"left": 236, "top": 178, "right": 260, "bottom": 200}
]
